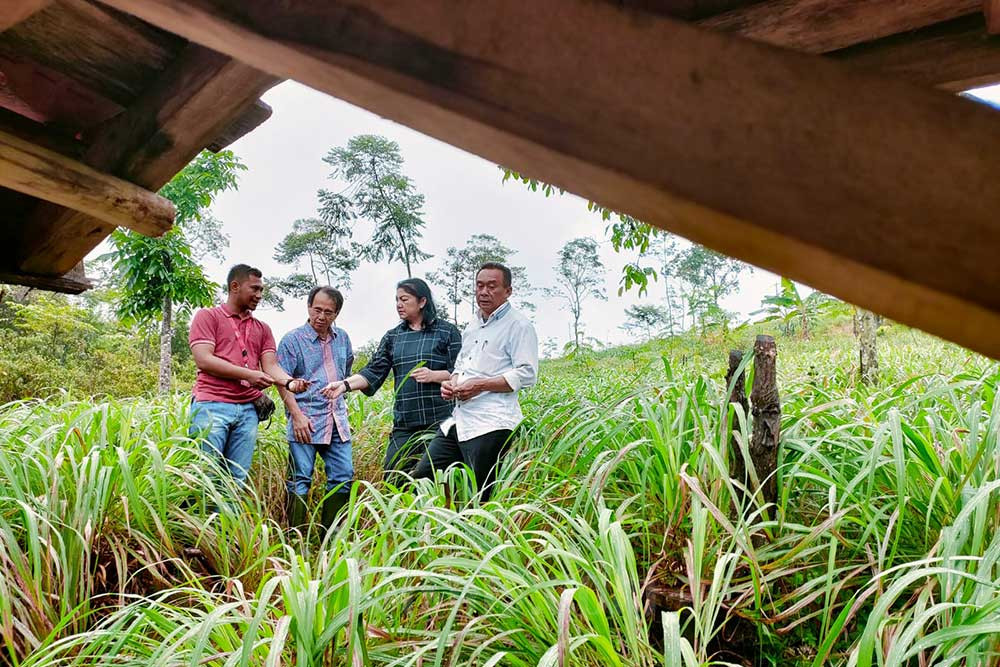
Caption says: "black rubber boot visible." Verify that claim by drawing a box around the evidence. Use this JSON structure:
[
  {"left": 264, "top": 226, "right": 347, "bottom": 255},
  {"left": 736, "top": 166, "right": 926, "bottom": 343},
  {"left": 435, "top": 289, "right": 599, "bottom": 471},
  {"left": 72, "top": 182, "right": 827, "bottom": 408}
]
[
  {"left": 285, "top": 492, "right": 309, "bottom": 535},
  {"left": 320, "top": 492, "right": 350, "bottom": 535}
]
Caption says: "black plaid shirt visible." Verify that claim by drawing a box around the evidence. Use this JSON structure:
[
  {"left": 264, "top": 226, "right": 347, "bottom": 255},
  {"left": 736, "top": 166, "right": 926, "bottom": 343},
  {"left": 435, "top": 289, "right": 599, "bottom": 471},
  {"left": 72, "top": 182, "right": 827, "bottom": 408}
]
[{"left": 358, "top": 318, "right": 463, "bottom": 428}]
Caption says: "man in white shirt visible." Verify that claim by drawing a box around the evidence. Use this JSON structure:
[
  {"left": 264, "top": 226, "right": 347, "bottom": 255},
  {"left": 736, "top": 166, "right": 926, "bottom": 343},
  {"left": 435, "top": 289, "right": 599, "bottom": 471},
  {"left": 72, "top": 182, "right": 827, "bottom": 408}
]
[{"left": 411, "top": 262, "right": 539, "bottom": 501}]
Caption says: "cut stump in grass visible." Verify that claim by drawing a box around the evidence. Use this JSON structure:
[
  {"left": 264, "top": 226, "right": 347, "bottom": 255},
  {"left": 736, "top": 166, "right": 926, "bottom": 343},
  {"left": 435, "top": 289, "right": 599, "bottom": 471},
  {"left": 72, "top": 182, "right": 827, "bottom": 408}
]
[
  {"left": 750, "top": 335, "right": 781, "bottom": 512},
  {"left": 726, "top": 349, "right": 750, "bottom": 508}
]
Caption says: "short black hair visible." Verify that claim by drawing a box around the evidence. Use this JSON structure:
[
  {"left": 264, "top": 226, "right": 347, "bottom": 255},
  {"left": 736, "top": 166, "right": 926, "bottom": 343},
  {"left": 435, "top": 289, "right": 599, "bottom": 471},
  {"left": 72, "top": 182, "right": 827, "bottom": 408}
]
[
  {"left": 308, "top": 285, "right": 344, "bottom": 313},
  {"left": 397, "top": 277, "right": 438, "bottom": 324},
  {"left": 226, "top": 264, "right": 262, "bottom": 289},
  {"left": 478, "top": 262, "right": 512, "bottom": 287}
]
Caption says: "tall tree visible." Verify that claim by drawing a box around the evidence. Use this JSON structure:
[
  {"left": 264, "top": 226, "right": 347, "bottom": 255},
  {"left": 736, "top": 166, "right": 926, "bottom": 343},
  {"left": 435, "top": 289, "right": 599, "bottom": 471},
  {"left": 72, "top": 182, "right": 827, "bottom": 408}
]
[
  {"left": 670, "top": 245, "right": 750, "bottom": 332},
  {"left": 322, "top": 135, "right": 430, "bottom": 277},
  {"left": 648, "top": 231, "right": 682, "bottom": 334},
  {"left": 105, "top": 150, "right": 244, "bottom": 393},
  {"left": 271, "top": 216, "right": 360, "bottom": 306},
  {"left": 428, "top": 233, "right": 532, "bottom": 323},
  {"left": 545, "top": 237, "right": 607, "bottom": 350},
  {"left": 622, "top": 303, "right": 670, "bottom": 341}
]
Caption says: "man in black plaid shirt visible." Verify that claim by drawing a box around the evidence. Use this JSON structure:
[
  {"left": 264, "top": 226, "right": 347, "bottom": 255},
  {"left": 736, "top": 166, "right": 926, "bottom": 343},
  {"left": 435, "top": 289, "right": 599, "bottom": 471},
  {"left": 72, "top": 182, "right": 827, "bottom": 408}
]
[{"left": 325, "top": 278, "right": 462, "bottom": 479}]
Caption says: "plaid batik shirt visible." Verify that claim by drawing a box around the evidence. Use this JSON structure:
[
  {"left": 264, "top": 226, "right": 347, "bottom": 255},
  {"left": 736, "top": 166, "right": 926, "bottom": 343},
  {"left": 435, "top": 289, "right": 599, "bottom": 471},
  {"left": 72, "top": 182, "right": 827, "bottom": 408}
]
[{"left": 358, "top": 318, "right": 463, "bottom": 428}]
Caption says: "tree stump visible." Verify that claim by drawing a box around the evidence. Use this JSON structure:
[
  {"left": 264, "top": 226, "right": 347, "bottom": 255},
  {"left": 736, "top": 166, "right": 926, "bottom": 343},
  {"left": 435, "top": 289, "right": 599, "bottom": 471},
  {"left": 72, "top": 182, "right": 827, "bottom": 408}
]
[
  {"left": 726, "top": 349, "right": 750, "bottom": 502},
  {"left": 750, "top": 335, "right": 781, "bottom": 510},
  {"left": 857, "top": 308, "right": 879, "bottom": 385}
]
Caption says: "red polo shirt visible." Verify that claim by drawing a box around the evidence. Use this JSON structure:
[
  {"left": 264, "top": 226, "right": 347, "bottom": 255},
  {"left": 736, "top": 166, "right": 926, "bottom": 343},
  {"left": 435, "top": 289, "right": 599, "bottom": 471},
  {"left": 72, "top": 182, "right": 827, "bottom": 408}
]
[{"left": 189, "top": 304, "right": 277, "bottom": 403}]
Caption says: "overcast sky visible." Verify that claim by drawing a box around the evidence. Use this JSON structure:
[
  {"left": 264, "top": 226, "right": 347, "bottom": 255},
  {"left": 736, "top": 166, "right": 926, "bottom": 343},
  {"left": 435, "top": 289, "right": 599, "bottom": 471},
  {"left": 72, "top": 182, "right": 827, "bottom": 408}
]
[{"left": 190, "top": 80, "right": 1000, "bottom": 352}]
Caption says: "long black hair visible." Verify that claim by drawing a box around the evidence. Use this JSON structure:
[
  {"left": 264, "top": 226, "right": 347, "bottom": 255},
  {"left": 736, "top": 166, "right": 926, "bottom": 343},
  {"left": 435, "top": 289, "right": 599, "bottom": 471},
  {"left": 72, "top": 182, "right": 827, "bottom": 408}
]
[{"left": 397, "top": 277, "right": 438, "bottom": 325}]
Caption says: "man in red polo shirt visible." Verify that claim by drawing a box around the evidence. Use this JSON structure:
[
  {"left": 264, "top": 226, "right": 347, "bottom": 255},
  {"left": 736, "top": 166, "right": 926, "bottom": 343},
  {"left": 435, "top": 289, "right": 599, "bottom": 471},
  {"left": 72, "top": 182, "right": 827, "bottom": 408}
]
[{"left": 189, "top": 264, "right": 307, "bottom": 488}]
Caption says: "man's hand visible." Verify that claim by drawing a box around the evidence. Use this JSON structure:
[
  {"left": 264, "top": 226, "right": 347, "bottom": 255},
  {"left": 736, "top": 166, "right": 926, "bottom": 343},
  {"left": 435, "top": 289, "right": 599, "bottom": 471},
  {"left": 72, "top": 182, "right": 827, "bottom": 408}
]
[
  {"left": 410, "top": 367, "right": 436, "bottom": 383},
  {"left": 291, "top": 412, "right": 314, "bottom": 443},
  {"left": 321, "top": 381, "right": 347, "bottom": 401},
  {"left": 287, "top": 378, "right": 311, "bottom": 393},
  {"left": 247, "top": 370, "right": 275, "bottom": 389},
  {"left": 441, "top": 379, "right": 455, "bottom": 400},
  {"left": 453, "top": 378, "right": 485, "bottom": 401}
]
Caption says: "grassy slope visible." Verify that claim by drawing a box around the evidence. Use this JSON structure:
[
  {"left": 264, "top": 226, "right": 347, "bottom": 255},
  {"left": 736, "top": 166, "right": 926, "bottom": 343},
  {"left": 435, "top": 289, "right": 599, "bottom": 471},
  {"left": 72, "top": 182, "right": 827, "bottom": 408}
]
[{"left": 1, "top": 314, "right": 999, "bottom": 666}]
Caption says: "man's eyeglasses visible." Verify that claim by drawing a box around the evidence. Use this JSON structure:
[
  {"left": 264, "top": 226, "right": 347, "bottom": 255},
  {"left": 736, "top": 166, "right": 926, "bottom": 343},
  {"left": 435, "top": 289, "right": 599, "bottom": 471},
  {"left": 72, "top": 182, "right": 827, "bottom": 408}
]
[{"left": 311, "top": 307, "right": 337, "bottom": 318}]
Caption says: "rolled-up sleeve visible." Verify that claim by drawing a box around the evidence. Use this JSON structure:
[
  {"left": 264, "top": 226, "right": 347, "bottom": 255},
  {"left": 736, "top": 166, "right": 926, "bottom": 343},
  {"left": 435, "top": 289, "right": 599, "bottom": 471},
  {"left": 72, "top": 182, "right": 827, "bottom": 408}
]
[
  {"left": 501, "top": 320, "right": 539, "bottom": 391},
  {"left": 357, "top": 331, "right": 394, "bottom": 396}
]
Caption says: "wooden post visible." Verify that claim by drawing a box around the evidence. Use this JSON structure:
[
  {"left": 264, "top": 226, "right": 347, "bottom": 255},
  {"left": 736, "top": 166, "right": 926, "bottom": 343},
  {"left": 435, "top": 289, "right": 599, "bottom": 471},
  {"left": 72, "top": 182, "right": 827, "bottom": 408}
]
[
  {"left": 726, "top": 349, "right": 750, "bottom": 502},
  {"left": 750, "top": 335, "right": 781, "bottom": 509},
  {"left": 0, "top": 128, "right": 174, "bottom": 236},
  {"left": 858, "top": 309, "right": 880, "bottom": 385}
]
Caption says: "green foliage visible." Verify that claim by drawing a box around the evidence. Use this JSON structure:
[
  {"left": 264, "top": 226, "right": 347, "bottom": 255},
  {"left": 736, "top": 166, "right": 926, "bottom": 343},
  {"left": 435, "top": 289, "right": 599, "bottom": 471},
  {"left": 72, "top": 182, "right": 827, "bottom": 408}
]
[
  {"left": 753, "top": 278, "right": 838, "bottom": 337},
  {"left": 545, "top": 237, "right": 607, "bottom": 350},
  {"left": 622, "top": 303, "right": 671, "bottom": 340},
  {"left": 427, "top": 233, "right": 531, "bottom": 323},
  {"left": 104, "top": 150, "right": 246, "bottom": 324},
  {"left": 270, "top": 217, "right": 360, "bottom": 306},
  {"left": 323, "top": 134, "right": 431, "bottom": 277},
  {"left": 0, "top": 291, "right": 192, "bottom": 402},
  {"left": 4, "top": 312, "right": 1000, "bottom": 666}
]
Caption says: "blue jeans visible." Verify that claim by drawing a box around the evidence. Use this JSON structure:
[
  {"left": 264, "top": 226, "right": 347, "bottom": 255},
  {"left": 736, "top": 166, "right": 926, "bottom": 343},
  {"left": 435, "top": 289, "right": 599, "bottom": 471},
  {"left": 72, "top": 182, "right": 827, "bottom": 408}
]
[
  {"left": 189, "top": 401, "right": 259, "bottom": 486},
  {"left": 287, "top": 432, "right": 353, "bottom": 496}
]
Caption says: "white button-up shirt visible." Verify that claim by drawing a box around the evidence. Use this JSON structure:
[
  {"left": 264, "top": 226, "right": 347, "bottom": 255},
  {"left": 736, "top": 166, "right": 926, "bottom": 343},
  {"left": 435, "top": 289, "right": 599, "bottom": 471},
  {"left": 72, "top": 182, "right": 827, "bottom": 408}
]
[{"left": 441, "top": 302, "right": 539, "bottom": 441}]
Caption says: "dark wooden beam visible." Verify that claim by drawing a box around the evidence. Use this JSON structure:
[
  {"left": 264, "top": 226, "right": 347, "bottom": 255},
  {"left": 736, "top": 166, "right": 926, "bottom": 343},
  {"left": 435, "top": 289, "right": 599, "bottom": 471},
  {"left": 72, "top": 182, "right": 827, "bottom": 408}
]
[
  {"left": 983, "top": 0, "right": 1000, "bottom": 34},
  {"left": 0, "top": 128, "right": 175, "bottom": 234},
  {"left": 0, "top": 1, "right": 51, "bottom": 32},
  {"left": 0, "top": 107, "right": 85, "bottom": 158},
  {"left": 832, "top": 15, "right": 1000, "bottom": 91},
  {"left": 97, "top": 0, "right": 1000, "bottom": 359},
  {"left": 0, "top": 267, "right": 91, "bottom": 294},
  {"left": 699, "top": 0, "right": 978, "bottom": 54},
  {"left": 17, "top": 44, "right": 277, "bottom": 275},
  {"left": 207, "top": 99, "right": 272, "bottom": 152}
]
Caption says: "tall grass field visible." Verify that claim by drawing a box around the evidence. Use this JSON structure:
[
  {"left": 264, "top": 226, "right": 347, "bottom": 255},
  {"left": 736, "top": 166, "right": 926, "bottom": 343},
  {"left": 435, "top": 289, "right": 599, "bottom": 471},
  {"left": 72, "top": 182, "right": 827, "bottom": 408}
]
[{"left": 1, "top": 318, "right": 999, "bottom": 666}]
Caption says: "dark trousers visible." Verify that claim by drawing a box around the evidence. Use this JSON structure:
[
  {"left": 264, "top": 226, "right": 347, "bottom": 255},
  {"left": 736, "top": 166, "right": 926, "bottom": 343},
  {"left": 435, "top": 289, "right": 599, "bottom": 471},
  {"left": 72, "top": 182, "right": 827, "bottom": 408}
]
[
  {"left": 384, "top": 424, "right": 439, "bottom": 482},
  {"left": 411, "top": 426, "right": 513, "bottom": 502}
]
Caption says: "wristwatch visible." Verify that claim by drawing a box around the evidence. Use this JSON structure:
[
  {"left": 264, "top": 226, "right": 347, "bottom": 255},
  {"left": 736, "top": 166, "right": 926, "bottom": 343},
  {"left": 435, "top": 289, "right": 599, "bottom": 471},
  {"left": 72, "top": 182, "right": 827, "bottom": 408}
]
[
  {"left": 342, "top": 380, "right": 351, "bottom": 393},
  {"left": 284, "top": 378, "right": 294, "bottom": 390}
]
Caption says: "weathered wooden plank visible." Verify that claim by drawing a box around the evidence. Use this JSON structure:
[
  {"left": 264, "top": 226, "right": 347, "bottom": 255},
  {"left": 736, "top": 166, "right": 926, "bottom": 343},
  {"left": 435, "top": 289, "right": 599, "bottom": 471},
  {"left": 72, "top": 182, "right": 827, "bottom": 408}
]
[
  {"left": 832, "top": 15, "right": 1000, "bottom": 91},
  {"left": 699, "top": 0, "right": 978, "bottom": 53},
  {"left": 0, "top": 1, "right": 51, "bottom": 32},
  {"left": 0, "top": 127, "right": 174, "bottom": 234},
  {"left": 207, "top": 100, "right": 272, "bottom": 152},
  {"left": 17, "top": 44, "right": 277, "bottom": 275},
  {"left": 93, "top": 0, "right": 1000, "bottom": 359},
  {"left": 986, "top": 0, "right": 1000, "bottom": 34},
  {"left": 0, "top": 107, "right": 85, "bottom": 158},
  {"left": 0, "top": 0, "right": 183, "bottom": 105},
  {"left": 0, "top": 265, "right": 91, "bottom": 293}
]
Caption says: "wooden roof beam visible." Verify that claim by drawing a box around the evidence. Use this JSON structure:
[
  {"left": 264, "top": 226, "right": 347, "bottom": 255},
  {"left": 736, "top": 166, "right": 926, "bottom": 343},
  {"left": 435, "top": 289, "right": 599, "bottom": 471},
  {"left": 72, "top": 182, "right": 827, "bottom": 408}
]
[
  {"left": 985, "top": 0, "right": 1000, "bottom": 34},
  {"left": 16, "top": 44, "right": 278, "bottom": 275},
  {"left": 0, "top": 1, "right": 51, "bottom": 32},
  {"left": 98, "top": 0, "right": 1000, "bottom": 360},
  {"left": 0, "top": 127, "right": 174, "bottom": 235},
  {"left": 698, "top": 0, "right": 979, "bottom": 54},
  {"left": 832, "top": 15, "right": 1000, "bottom": 91}
]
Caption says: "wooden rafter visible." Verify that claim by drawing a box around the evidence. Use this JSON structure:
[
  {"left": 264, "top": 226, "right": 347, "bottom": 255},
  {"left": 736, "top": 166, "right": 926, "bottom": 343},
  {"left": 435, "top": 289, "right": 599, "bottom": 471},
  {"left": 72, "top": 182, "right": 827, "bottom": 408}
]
[
  {"left": 699, "top": 0, "right": 978, "bottom": 54},
  {"left": 15, "top": 44, "right": 278, "bottom": 276},
  {"left": 0, "top": 128, "right": 174, "bottom": 235},
  {"left": 984, "top": 0, "right": 1000, "bottom": 34},
  {"left": 0, "top": 1, "right": 51, "bottom": 32},
  {"left": 832, "top": 15, "right": 1000, "bottom": 91},
  {"left": 96, "top": 0, "right": 1000, "bottom": 360}
]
